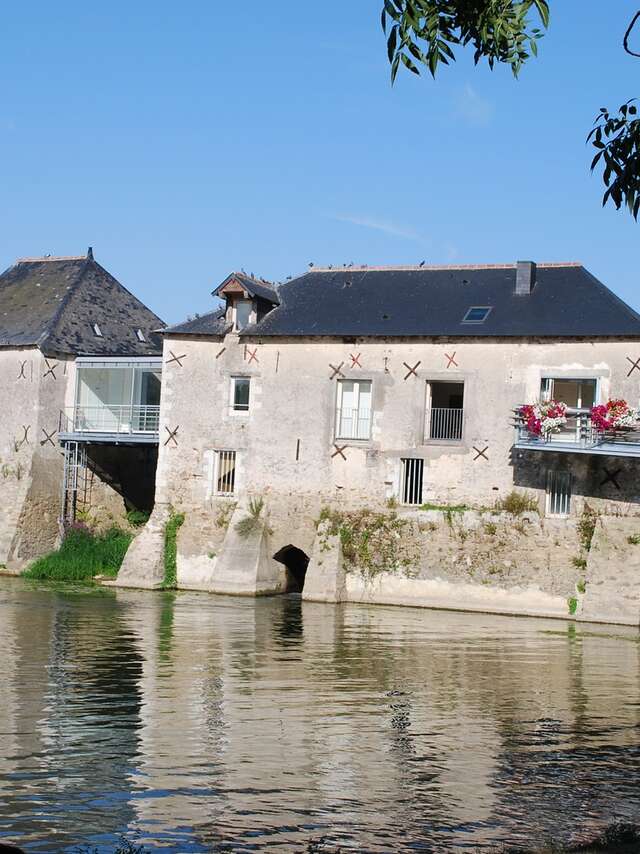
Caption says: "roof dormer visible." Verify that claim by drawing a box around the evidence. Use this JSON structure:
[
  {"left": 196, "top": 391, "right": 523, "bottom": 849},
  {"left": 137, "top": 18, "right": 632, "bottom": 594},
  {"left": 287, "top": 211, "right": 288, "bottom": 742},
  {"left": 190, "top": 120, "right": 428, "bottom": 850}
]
[{"left": 213, "top": 272, "right": 279, "bottom": 331}]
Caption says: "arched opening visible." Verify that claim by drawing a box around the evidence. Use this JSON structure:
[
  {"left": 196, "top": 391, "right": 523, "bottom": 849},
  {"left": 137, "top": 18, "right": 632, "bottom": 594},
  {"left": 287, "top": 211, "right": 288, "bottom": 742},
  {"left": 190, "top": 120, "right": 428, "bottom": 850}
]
[{"left": 272, "top": 544, "right": 310, "bottom": 593}]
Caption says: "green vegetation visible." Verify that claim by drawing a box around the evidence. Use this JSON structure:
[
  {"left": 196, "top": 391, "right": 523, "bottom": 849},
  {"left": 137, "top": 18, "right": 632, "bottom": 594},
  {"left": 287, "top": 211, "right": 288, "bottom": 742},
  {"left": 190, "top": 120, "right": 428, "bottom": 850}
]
[
  {"left": 483, "top": 521, "right": 497, "bottom": 536},
  {"left": 317, "top": 507, "right": 419, "bottom": 581},
  {"left": 235, "top": 497, "right": 264, "bottom": 538},
  {"left": 577, "top": 504, "right": 598, "bottom": 552},
  {"left": 494, "top": 490, "right": 538, "bottom": 516},
  {"left": 577, "top": 579, "right": 587, "bottom": 594},
  {"left": 161, "top": 511, "right": 185, "bottom": 590},
  {"left": 572, "top": 556, "right": 587, "bottom": 570},
  {"left": 24, "top": 526, "right": 132, "bottom": 582},
  {"left": 627, "top": 534, "right": 640, "bottom": 545},
  {"left": 126, "top": 509, "right": 150, "bottom": 528},
  {"left": 567, "top": 596, "right": 578, "bottom": 616},
  {"left": 419, "top": 501, "right": 469, "bottom": 513}
]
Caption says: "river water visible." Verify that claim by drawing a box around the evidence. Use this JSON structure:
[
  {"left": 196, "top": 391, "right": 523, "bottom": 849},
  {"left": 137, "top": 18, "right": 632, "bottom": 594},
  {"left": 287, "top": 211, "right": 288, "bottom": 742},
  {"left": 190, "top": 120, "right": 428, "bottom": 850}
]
[{"left": 0, "top": 580, "right": 639, "bottom": 853}]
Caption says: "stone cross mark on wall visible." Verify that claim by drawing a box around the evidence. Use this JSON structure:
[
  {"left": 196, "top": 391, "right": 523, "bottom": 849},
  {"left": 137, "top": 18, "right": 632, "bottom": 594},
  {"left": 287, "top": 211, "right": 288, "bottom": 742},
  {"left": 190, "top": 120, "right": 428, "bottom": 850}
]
[
  {"left": 329, "top": 362, "right": 345, "bottom": 380},
  {"left": 164, "top": 426, "right": 179, "bottom": 447},
  {"left": 167, "top": 351, "right": 186, "bottom": 367},
  {"left": 384, "top": 357, "right": 390, "bottom": 374},
  {"left": 40, "top": 428, "right": 57, "bottom": 447},
  {"left": 403, "top": 361, "right": 421, "bottom": 380},
  {"left": 626, "top": 356, "right": 640, "bottom": 377},
  {"left": 473, "top": 445, "right": 489, "bottom": 461},
  {"left": 600, "top": 467, "right": 622, "bottom": 489},
  {"left": 445, "top": 352, "right": 458, "bottom": 369},
  {"left": 350, "top": 353, "right": 362, "bottom": 368},
  {"left": 246, "top": 347, "right": 259, "bottom": 364},
  {"left": 17, "top": 425, "right": 30, "bottom": 448},
  {"left": 43, "top": 359, "right": 58, "bottom": 380},
  {"left": 215, "top": 347, "right": 226, "bottom": 359},
  {"left": 331, "top": 444, "right": 348, "bottom": 460},
  {"left": 17, "top": 360, "right": 28, "bottom": 380}
]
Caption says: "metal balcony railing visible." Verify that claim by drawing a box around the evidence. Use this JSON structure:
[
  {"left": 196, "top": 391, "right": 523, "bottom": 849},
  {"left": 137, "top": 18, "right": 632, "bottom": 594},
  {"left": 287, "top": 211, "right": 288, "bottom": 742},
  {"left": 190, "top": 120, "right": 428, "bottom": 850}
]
[
  {"left": 59, "top": 405, "right": 161, "bottom": 436},
  {"left": 513, "top": 406, "right": 640, "bottom": 457},
  {"left": 336, "top": 407, "right": 371, "bottom": 440},
  {"left": 426, "top": 407, "right": 464, "bottom": 441}
]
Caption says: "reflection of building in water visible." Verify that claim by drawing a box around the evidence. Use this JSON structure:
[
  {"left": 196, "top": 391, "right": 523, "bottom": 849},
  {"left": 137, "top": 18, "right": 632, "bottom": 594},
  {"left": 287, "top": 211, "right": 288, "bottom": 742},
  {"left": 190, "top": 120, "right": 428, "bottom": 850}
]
[
  {"left": 0, "top": 585, "right": 144, "bottom": 850},
  {"left": 1, "top": 588, "right": 639, "bottom": 851}
]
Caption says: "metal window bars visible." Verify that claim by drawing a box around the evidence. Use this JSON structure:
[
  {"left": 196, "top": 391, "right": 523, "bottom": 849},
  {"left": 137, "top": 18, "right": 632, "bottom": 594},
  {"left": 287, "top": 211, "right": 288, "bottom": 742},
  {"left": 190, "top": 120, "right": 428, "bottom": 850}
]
[
  {"left": 426, "top": 407, "right": 464, "bottom": 441},
  {"left": 215, "top": 450, "right": 236, "bottom": 496},
  {"left": 401, "top": 458, "right": 424, "bottom": 506}
]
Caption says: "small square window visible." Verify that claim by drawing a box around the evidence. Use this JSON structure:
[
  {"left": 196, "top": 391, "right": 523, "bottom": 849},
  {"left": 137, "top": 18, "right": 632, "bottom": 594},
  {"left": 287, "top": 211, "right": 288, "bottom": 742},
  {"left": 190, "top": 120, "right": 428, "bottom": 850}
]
[
  {"left": 232, "top": 377, "right": 250, "bottom": 412},
  {"left": 91, "top": 322, "right": 103, "bottom": 337},
  {"left": 462, "top": 306, "right": 492, "bottom": 324},
  {"left": 135, "top": 328, "right": 146, "bottom": 342}
]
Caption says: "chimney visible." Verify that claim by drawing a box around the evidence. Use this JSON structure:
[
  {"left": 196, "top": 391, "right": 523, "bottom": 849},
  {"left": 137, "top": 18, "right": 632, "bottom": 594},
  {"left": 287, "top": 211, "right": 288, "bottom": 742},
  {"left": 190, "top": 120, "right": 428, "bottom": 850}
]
[
  {"left": 87, "top": 246, "right": 94, "bottom": 260},
  {"left": 515, "top": 260, "right": 536, "bottom": 295}
]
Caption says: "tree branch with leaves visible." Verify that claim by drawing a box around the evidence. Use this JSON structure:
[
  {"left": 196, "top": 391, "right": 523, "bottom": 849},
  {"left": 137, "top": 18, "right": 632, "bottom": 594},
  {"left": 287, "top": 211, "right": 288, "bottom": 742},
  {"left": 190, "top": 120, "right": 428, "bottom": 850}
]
[{"left": 382, "top": 1, "right": 640, "bottom": 220}]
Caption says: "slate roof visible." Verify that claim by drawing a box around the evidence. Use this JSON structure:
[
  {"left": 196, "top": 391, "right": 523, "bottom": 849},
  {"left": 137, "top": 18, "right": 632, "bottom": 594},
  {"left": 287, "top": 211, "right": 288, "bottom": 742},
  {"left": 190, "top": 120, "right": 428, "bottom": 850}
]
[
  {"left": 165, "top": 307, "right": 229, "bottom": 337},
  {"left": 240, "top": 264, "right": 640, "bottom": 338},
  {"left": 213, "top": 272, "right": 279, "bottom": 305},
  {"left": 0, "top": 252, "right": 165, "bottom": 355}
]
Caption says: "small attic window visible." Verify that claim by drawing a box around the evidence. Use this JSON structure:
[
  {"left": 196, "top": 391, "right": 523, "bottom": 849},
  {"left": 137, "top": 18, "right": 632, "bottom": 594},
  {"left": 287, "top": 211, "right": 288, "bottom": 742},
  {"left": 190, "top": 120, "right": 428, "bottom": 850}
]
[
  {"left": 462, "top": 306, "right": 492, "bottom": 324},
  {"left": 91, "top": 323, "right": 103, "bottom": 337},
  {"left": 135, "top": 328, "right": 146, "bottom": 342}
]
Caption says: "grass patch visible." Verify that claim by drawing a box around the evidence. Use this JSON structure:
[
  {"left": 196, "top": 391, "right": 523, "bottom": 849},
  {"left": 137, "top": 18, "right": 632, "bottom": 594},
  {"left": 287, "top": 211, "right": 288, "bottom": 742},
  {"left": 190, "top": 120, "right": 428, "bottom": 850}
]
[
  {"left": 419, "top": 502, "right": 469, "bottom": 513},
  {"left": 24, "top": 525, "right": 132, "bottom": 582},
  {"left": 627, "top": 534, "right": 640, "bottom": 545},
  {"left": 576, "top": 578, "right": 587, "bottom": 594},
  {"left": 567, "top": 596, "right": 578, "bottom": 616},
  {"left": 483, "top": 521, "right": 497, "bottom": 535},
  {"left": 494, "top": 490, "right": 538, "bottom": 515},
  {"left": 161, "top": 511, "right": 185, "bottom": 590},
  {"left": 235, "top": 497, "right": 264, "bottom": 539},
  {"left": 215, "top": 501, "right": 236, "bottom": 529},
  {"left": 572, "top": 556, "right": 587, "bottom": 569}
]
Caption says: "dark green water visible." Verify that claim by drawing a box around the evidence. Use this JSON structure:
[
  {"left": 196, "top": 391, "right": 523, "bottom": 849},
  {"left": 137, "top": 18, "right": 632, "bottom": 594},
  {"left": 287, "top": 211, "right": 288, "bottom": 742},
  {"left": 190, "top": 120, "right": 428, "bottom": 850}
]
[{"left": 0, "top": 580, "right": 639, "bottom": 852}]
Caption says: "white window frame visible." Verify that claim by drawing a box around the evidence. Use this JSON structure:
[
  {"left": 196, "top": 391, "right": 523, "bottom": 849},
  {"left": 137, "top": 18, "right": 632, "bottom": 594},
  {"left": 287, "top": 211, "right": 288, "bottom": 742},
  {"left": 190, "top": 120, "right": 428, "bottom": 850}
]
[
  {"left": 213, "top": 449, "right": 237, "bottom": 497},
  {"left": 335, "top": 379, "right": 372, "bottom": 441},
  {"left": 546, "top": 470, "right": 571, "bottom": 517},
  {"left": 424, "top": 379, "right": 465, "bottom": 443},
  {"left": 230, "top": 376, "right": 251, "bottom": 414}
]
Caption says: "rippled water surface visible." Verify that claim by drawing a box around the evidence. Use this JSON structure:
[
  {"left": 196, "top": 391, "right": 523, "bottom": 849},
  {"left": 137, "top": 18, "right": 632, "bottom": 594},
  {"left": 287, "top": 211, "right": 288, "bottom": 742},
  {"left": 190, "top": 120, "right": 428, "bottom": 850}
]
[{"left": 0, "top": 581, "right": 639, "bottom": 852}]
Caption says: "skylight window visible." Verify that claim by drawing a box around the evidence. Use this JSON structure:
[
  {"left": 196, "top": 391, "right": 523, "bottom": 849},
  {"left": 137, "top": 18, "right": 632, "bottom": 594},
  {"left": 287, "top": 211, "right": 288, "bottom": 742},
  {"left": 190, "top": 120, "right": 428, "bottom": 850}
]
[
  {"left": 91, "top": 323, "right": 103, "bottom": 337},
  {"left": 462, "top": 306, "right": 492, "bottom": 324},
  {"left": 135, "top": 328, "right": 146, "bottom": 342}
]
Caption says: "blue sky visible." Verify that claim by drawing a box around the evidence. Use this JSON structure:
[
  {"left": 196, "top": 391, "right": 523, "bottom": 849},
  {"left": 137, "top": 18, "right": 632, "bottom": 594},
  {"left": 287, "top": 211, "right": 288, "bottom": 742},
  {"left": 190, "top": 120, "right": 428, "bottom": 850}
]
[{"left": 1, "top": 1, "right": 638, "bottom": 323}]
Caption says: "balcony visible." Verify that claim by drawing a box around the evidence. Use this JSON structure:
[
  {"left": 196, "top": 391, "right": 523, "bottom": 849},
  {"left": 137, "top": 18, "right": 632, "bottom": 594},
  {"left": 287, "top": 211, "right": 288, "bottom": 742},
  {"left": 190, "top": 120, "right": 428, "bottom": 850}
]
[
  {"left": 425, "top": 407, "right": 464, "bottom": 442},
  {"left": 514, "top": 407, "right": 640, "bottom": 458},
  {"left": 58, "top": 405, "right": 160, "bottom": 444}
]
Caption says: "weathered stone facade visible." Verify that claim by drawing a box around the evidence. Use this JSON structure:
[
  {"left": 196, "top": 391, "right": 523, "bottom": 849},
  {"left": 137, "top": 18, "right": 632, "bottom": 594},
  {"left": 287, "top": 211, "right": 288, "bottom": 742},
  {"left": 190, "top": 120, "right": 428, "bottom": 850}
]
[{"left": 116, "top": 328, "right": 640, "bottom": 625}]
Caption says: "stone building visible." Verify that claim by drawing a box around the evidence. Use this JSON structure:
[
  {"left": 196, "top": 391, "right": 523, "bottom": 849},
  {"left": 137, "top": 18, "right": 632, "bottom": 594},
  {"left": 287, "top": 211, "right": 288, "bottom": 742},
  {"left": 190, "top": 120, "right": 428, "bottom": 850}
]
[
  {"left": 117, "top": 262, "right": 640, "bottom": 623},
  {"left": 0, "top": 250, "right": 164, "bottom": 570}
]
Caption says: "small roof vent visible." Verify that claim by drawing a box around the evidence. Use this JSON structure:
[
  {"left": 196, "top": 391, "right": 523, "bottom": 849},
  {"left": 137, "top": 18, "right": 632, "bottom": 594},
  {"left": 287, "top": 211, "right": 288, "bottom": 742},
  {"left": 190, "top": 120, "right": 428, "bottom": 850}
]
[
  {"left": 135, "top": 328, "right": 146, "bottom": 342},
  {"left": 91, "top": 322, "right": 103, "bottom": 337}
]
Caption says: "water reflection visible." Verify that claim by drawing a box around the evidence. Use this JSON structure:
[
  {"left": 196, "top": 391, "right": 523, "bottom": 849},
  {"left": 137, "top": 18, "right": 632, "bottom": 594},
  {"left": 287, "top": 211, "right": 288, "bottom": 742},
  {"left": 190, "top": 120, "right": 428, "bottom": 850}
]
[{"left": 0, "top": 581, "right": 638, "bottom": 852}]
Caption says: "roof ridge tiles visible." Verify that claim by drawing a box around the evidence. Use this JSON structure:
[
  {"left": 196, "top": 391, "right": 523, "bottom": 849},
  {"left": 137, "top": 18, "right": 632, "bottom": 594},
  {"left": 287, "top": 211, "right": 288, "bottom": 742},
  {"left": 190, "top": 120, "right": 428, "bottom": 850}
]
[
  {"left": 15, "top": 255, "right": 89, "bottom": 263},
  {"left": 307, "top": 262, "right": 582, "bottom": 272}
]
